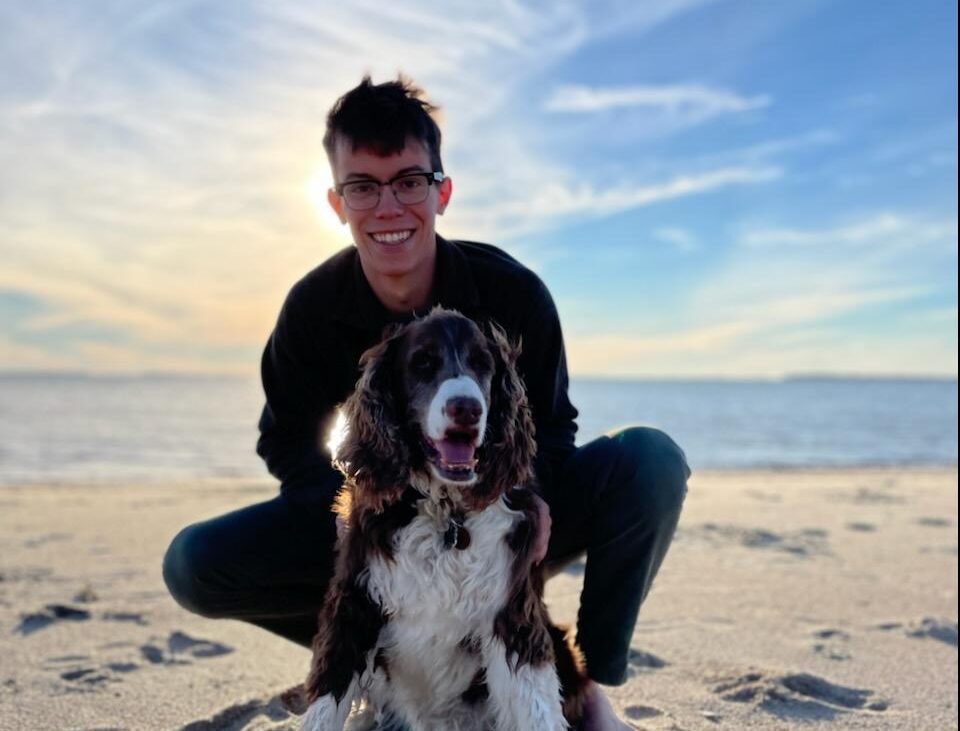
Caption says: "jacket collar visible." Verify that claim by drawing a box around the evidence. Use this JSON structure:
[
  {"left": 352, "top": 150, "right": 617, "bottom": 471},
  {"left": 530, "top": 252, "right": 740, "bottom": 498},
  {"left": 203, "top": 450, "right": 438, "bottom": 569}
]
[{"left": 332, "top": 235, "right": 480, "bottom": 329}]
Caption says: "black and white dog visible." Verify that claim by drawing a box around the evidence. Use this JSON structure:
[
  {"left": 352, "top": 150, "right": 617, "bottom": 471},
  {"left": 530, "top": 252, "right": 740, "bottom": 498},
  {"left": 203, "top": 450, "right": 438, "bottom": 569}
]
[{"left": 302, "top": 308, "right": 587, "bottom": 731}]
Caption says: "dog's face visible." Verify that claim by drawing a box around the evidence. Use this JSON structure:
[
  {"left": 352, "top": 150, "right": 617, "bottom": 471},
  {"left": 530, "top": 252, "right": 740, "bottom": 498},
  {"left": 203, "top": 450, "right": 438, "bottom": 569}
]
[
  {"left": 396, "top": 312, "right": 495, "bottom": 485},
  {"left": 337, "top": 307, "right": 536, "bottom": 506}
]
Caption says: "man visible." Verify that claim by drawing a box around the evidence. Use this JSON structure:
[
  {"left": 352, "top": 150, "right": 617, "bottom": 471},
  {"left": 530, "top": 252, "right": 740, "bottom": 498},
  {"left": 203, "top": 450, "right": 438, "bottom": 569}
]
[{"left": 163, "top": 76, "right": 689, "bottom": 731}]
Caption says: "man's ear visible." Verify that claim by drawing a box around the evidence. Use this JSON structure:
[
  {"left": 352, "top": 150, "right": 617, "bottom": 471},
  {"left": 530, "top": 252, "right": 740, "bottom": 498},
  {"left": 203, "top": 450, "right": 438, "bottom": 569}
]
[
  {"left": 437, "top": 176, "right": 453, "bottom": 215},
  {"left": 327, "top": 188, "right": 348, "bottom": 224}
]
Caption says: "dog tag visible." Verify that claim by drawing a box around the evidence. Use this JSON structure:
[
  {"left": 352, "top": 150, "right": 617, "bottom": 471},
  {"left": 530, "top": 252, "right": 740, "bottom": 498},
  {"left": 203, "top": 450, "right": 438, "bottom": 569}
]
[{"left": 443, "top": 516, "right": 471, "bottom": 550}]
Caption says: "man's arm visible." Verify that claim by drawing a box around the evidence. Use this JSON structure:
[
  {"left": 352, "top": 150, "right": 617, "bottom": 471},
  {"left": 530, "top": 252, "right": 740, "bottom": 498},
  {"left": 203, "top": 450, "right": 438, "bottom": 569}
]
[
  {"left": 256, "top": 284, "right": 344, "bottom": 502},
  {"left": 516, "top": 279, "right": 578, "bottom": 497}
]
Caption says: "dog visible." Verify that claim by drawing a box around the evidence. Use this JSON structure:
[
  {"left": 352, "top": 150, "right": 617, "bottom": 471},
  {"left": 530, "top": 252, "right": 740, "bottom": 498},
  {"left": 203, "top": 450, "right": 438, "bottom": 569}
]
[{"left": 301, "top": 307, "right": 588, "bottom": 731}]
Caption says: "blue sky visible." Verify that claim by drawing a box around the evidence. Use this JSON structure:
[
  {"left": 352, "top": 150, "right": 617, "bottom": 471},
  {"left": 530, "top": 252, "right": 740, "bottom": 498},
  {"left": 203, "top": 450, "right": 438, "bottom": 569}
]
[{"left": 1, "top": 0, "right": 956, "bottom": 377}]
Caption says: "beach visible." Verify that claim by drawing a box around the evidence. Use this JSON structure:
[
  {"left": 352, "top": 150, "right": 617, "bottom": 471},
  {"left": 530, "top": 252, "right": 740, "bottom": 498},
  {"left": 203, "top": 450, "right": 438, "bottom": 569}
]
[{"left": 1, "top": 468, "right": 956, "bottom": 730}]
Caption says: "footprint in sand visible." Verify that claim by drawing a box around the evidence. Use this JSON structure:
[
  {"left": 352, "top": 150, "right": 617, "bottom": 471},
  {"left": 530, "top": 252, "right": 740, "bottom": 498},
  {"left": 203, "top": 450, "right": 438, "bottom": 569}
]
[
  {"left": 905, "top": 618, "right": 958, "bottom": 646},
  {"left": 917, "top": 516, "right": 953, "bottom": 528},
  {"left": 15, "top": 603, "right": 91, "bottom": 635},
  {"left": 871, "top": 617, "right": 958, "bottom": 646},
  {"left": 54, "top": 632, "right": 234, "bottom": 693},
  {"left": 811, "top": 628, "right": 852, "bottom": 661},
  {"left": 622, "top": 704, "right": 664, "bottom": 721},
  {"left": 141, "top": 631, "right": 234, "bottom": 665},
  {"left": 713, "top": 670, "right": 888, "bottom": 720},
  {"left": 682, "top": 524, "right": 831, "bottom": 557},
  {"left": 102, "top": 611, "right": 149, "bottom": 626},
  {"left": 625, "top": 647, "right": 668, "bottom": 679},
  {"left": 15, "top": 598, "right": 148, "bottom": 635},
  {"left": 845, "top": 522, "right": 876, "bottom": 532},
  {"left": 852, "top": 486, "right": 905, "bottom": 504},
  {"left": 59, "top": 667, "right": 113, "bottom": 687}
]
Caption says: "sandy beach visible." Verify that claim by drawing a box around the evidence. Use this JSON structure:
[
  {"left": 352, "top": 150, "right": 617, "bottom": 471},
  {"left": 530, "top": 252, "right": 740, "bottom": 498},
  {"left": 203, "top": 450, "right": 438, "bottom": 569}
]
[{"left": 1, "top": 468, "right": 956, "bottom": 730}]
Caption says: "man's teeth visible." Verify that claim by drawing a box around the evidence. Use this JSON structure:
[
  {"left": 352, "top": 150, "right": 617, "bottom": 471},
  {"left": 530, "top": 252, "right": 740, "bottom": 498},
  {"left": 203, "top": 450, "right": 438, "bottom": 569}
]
[{"left": 371, "top": 231, "right": 412, "bottom": 243}]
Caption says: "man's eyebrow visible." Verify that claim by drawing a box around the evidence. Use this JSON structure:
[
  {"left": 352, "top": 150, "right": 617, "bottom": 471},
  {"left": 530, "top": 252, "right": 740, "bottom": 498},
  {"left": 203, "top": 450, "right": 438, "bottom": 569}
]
[{"left": 343, "top": 165, "right": 428, "bottom": 182}]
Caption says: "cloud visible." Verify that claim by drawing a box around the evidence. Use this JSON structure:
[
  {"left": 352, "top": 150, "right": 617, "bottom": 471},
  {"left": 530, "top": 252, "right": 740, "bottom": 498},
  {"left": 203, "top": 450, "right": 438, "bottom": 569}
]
[
  {"left": 648, "top": 209, "right": 960, "bottom": 377},
  {"left": 545, "top": 82, "right": 770, "bottom": 116},
  {"left": 450, "top": 165, "right": 781, "bottom": 240},
  {"left": 740, "top": 214, "right": 958, "bottom": 249},
  {"left": 653, "top": 227, "right": 699, "bottom": 252},
  {"left": 2, "top": 1, "right": 729, "bottom": 374},
  {"left": 565, "top": 291, "right": 957, "bottom": 378}
]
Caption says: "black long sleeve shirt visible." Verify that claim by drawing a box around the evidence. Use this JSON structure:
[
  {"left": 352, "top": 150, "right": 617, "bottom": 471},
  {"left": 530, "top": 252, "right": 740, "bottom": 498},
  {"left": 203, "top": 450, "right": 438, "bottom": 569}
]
[{"left": 256, "top": 236, "right": 578, "bottom": 504}]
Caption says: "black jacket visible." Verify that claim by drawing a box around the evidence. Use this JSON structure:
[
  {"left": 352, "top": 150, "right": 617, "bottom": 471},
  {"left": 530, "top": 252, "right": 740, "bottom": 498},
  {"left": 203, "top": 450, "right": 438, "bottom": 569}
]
[{"left": 256, "top": 235, "right": 578, "bottom": 503}]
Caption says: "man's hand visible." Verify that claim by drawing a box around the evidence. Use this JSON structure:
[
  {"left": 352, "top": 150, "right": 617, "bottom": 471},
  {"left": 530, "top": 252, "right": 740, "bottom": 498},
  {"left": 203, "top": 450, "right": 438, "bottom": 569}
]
[{"left": 531, "top": 492, "right": 552, "bottom": 565}]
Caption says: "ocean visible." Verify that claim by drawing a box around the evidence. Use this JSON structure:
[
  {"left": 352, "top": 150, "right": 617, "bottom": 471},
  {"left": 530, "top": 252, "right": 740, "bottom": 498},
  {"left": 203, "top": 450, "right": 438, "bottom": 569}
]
[{"left": 0, "top": 374, "right": 955, "bottom": 485}]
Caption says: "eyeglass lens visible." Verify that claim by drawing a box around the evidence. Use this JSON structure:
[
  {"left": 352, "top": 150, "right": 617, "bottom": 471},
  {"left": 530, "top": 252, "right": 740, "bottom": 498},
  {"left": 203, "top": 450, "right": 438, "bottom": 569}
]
[{"left": 343, "top": 176, "right": 429, "bottom": 210}]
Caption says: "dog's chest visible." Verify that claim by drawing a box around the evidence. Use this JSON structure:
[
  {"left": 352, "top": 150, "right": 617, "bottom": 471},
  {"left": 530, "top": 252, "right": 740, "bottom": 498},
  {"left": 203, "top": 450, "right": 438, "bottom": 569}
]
[
  {"left": 361, "top": 499, "right": 520, "bottom": 724},
  {"left": 364, "top": 499, "right": 519, "bottom": 625}
]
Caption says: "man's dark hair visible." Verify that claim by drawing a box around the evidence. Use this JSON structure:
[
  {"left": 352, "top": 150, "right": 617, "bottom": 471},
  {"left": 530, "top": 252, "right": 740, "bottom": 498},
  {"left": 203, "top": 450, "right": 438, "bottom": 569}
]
[{"left": 323, "top": 75, "right": 444, "bottom": 173}]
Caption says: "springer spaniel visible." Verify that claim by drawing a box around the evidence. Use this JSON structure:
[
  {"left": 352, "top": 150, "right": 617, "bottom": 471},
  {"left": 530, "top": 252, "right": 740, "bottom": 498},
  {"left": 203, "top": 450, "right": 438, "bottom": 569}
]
[{"left": 301, "top": 308, "right": 588, "bottom": 731}]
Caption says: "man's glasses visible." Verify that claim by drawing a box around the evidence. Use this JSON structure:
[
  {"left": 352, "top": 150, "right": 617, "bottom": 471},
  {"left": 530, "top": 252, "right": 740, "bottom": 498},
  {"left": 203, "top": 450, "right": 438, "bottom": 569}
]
[{"left": 334, "top": 171, "right": 445, "bottom": 211}]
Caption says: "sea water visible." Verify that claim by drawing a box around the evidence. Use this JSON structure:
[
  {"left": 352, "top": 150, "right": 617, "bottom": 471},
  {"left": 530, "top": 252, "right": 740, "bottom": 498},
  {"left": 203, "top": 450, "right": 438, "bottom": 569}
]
[{"left": 0, "top": 374, "right": 955, "bottom": 485}]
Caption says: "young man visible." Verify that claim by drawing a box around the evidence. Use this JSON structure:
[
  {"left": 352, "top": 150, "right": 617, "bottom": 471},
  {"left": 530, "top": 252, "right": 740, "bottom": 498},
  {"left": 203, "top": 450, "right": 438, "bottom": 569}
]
[{"left": 163, "top": 76, "right": 689, "bottom": 731}]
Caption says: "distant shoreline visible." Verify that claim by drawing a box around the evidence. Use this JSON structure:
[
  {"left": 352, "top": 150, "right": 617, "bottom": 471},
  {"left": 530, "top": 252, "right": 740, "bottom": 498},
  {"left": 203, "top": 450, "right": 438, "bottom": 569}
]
[{"left": 0, "top": 370, "right": 956, "bottom": 383}]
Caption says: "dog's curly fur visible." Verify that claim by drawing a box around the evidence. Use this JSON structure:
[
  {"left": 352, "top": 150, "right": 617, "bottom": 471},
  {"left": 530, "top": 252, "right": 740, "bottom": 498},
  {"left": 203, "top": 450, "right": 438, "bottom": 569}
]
[{"left": 303, "top": 308, "right": 586, "bottom": 731}]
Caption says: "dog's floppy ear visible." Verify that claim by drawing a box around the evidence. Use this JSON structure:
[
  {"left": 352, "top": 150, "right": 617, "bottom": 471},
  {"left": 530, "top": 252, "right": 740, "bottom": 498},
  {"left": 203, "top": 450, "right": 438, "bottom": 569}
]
[
  {"left": 335, "top": 324, "right": 409, "bottom": 503},
  {"left": 481, "top": 320, "right": 537, "bottom": 493}
]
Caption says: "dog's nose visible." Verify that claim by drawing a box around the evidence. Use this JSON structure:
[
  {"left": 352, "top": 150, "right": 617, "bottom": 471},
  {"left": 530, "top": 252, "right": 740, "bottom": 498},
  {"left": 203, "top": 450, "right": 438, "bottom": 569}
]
[{"left": 445, "top": 396, "right": 482, "bottom": 426}]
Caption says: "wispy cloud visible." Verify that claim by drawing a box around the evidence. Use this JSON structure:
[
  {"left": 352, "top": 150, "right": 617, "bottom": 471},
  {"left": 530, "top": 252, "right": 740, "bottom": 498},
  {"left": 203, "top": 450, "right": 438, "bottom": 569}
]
[
  {"left": 741, "top": 214, "right": 958, "bottom": 249},
  {"left": 653, "top": 227, "right": 700, "bottom": 252},
  {"left": 545, "top": 82, "right": 770, "bottom": 116},
  {"left": 1, "top": 0, "right": 725, "bottom": 373},
  {"left": 451, "top": 165, "right": 781, "bottom": 240}
]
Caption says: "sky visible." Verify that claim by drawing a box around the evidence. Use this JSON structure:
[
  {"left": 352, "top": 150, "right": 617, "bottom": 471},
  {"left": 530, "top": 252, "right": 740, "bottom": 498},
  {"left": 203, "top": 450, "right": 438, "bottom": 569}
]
[{"left": 1, "top": 0, "right": 957, "bottom": 378}]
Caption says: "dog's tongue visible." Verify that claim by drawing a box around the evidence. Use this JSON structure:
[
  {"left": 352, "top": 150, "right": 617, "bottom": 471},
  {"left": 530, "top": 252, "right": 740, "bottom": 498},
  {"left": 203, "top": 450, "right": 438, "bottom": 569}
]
[{"left": 437, "top": 440, "right": 476, "bottom": 465}]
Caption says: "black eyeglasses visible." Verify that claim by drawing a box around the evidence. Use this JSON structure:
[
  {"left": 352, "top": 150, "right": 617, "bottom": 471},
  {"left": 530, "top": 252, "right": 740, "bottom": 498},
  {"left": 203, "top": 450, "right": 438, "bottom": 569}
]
[{"left": 334, "top": 171, "right": 445, "bottom": 211}]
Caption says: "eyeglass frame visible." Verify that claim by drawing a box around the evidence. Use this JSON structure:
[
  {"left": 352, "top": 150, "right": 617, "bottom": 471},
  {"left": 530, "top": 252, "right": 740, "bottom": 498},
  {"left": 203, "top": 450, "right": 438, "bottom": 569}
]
[{"left": 333, "top": 171, "right": 446, "bottom": 210}]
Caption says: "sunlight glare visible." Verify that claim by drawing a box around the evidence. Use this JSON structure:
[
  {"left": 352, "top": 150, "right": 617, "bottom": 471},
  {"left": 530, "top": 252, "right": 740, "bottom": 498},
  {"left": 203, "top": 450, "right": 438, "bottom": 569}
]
[
  {"left": 306, "top": 166, "right": 345, "bottom": 233},
  {"left": 325, "top": 408, "right": 349, "bottom": 459}
]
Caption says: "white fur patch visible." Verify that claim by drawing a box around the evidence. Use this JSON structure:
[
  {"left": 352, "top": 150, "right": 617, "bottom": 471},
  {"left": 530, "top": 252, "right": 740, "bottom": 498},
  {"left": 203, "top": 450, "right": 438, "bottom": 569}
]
[
  {"left": 301, "top": 678, "right": 358, "bottom": 731},
  {"left": 359, "top": 494, "right": 555, "bottom": 730},
  {"left": 485, "top": 639, "right": 568, "bottom": 731},
  {"left": 425, "top": 376, "right": 487, "bottom": 444}
]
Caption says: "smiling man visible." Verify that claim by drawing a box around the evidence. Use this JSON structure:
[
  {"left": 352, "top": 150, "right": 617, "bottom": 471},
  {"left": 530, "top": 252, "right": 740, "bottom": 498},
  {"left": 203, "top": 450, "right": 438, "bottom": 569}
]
[
  {"left": 326, "top": 138, "right": 451, "bottom": 313},
  {"left": 163, "top": 76, "right": 689, "bottom": 731}
]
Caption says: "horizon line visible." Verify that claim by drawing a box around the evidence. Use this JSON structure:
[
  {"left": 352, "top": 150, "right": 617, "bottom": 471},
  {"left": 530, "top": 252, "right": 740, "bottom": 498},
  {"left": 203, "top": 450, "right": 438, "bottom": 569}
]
[{"left": 0, "top": 369, "right": 956, "bottom": 383}]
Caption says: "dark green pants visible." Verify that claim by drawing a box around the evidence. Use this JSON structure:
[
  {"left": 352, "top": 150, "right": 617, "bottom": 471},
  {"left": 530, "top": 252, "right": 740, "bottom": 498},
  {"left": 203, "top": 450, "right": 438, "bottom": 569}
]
[{"left": 162, "top": 426, "right": 689, "bottom": 686}]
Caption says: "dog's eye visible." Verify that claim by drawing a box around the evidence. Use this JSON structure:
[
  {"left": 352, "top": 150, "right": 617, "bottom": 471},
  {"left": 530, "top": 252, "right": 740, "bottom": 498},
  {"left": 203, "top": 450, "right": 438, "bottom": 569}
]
[
  {"left": 410, "top": 351, "right": 439, "bottom": 379},
  {"left": 468, "top": 349, "right": 493, "bottom": 374}
]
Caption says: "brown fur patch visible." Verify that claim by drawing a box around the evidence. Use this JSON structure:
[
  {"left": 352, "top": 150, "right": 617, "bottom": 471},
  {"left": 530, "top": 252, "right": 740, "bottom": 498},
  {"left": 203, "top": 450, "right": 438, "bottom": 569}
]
[
  {"left": 548, "top": 623, "right": 588, "bottom": 724},
  {"left": 305, "top": 493, "right": 420, "bottom": 703},
  {"left": 494, "top": 487, "right": 553, "bottom": 669},
  {"left": 461, "top": 668, "right": 490, "bottom": 705}
]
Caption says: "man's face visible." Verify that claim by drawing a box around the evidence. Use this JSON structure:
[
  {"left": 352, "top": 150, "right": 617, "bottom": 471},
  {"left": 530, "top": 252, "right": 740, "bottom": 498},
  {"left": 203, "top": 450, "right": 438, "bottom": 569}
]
[{"left": 327, "top": 137, "right": 452, "bottom": 283}]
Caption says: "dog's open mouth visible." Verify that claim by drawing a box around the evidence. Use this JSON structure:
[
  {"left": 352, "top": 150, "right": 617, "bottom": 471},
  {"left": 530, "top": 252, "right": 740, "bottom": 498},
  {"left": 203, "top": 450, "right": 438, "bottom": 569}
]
[{"left": 422, "top": 429, "right": 479, "bottom": 482}]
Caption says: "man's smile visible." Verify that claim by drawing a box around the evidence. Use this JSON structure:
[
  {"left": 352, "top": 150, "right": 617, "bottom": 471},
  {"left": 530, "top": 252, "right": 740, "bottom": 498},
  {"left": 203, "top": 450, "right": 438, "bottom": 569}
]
[{"left": 369, "top": 229, "right": 415, "bottom": 244}]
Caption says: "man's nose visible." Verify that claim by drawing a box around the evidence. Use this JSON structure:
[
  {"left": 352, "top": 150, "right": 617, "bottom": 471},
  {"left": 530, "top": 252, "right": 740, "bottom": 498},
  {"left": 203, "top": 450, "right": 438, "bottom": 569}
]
[{"left": 374, "top": 185, "right": 405, "bottom": 217}]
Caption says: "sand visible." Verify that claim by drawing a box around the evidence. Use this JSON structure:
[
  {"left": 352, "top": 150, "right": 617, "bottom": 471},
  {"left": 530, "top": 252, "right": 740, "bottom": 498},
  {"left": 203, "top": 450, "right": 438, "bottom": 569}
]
[{"left": 1, "top": 468, "right": 956, "bottom": 730}]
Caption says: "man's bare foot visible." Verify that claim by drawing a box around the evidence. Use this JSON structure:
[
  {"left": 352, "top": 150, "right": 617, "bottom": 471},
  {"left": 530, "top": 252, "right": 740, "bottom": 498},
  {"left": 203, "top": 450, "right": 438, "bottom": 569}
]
[{"left": 581, "top": 680, "right": 634, "bottom": 730}]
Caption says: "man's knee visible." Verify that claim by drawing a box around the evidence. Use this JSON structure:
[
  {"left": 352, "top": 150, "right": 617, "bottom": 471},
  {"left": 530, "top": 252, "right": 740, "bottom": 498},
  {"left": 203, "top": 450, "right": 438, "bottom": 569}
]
[
  {"left": 608, "top": 426, "right": 690, "bottom": 517},
  {"left": 162, "top": 523, "right": 228, "bottom": 618}
]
